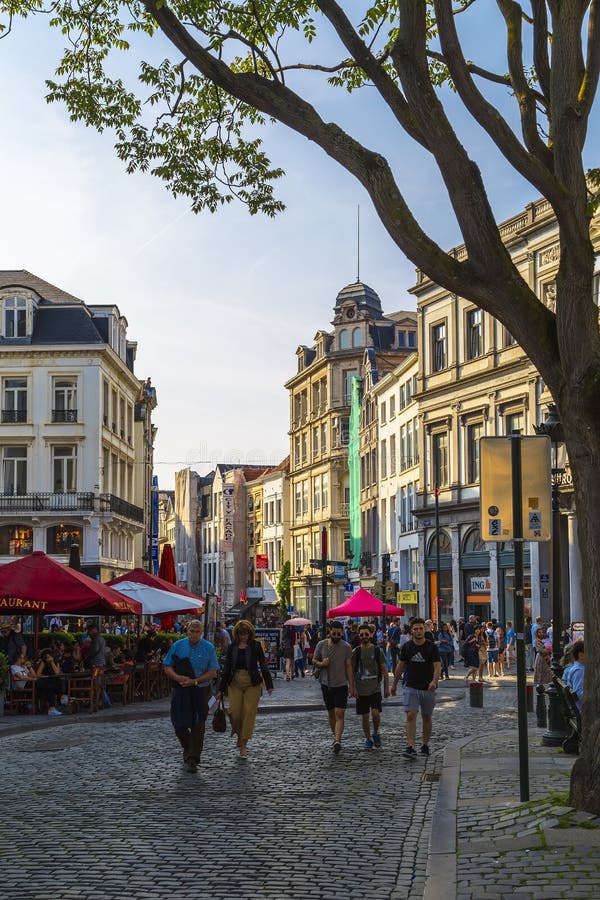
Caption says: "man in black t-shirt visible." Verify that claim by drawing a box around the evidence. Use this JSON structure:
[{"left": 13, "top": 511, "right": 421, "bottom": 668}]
[{"left": 391, "top": 618, "right": 441, "bottom": 759}]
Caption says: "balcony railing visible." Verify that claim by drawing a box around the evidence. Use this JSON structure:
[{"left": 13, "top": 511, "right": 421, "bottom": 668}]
[
  {"left": 0, "top": 492, "right": 94, "bottom": 512},
  {"left": 100, "top": 493, "right": 144, "bottom": 522},
  {"left": 52, "top": 409, "right": 78, "bottom": 423},
  {"left": 1, "top": 409, "right": 27, "bottom": 423}
]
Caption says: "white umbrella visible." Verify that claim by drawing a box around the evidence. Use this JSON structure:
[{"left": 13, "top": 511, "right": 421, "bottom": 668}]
[
  {"left": 110, "top": 581, "right": 204, "bottom": 616},
  {"left": 283, "top": 617, "right": 312, "bottom": 626}
]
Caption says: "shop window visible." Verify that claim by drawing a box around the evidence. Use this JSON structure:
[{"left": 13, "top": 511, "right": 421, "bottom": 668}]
[
  {"left": 47, "top": 525, "right": 82, "bottom": 555},
  {"left": 0, "top": 524, "right": 32, "bottom": 556}
]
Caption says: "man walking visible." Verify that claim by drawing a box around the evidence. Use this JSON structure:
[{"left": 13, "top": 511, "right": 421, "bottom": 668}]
[
  {"left": 387, "top": 617, "right": 402, "bottom": 673},
  {"left": 313, "top": 620, "right": 355, "bottom": 754},
  {"left": 353, "top": 624, "right": 390, "bottom": 748},
  {"left": 163, "top": 620, "right": 219, "bottom": 773},
  {"left": 391, "top": 618, "right": 441, "bottom": 759}
]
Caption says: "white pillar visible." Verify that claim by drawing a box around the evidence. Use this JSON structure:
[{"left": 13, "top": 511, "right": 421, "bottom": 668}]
[
  {"left": 451, "top": 526, "right": 461, "bottom": 622},
  {"left": 567, "top": 513, "right": 584, "bottom": 623},
  {"left": 489, "top": 544, "right": 499, "bottom": 620}
]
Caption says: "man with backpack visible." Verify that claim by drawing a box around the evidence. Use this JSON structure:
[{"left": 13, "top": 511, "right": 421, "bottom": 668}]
[
  {"left": 485, "top": 621, "right": 499, "bottom": 678},
  {"left": 387, "top": 617, "right": 402, "bottom": 673},
  {"left": 353, "top": 624, "right": 390, "bottom": 748},
  {"left": 391, "top": 618, "right": 441, "bottom": 758}
]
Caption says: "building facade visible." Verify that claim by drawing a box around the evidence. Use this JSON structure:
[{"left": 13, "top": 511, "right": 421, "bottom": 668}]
[
  {"left": 0, "top": 270, "right": 156, "bottom": 581},
  {"left": 285, "top": 280, "right": 417, "bottom": 621}
]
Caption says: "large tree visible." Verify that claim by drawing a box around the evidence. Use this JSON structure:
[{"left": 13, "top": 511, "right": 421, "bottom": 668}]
[{"left": 3, "top": 0, "right": 600, "bottom": 808}]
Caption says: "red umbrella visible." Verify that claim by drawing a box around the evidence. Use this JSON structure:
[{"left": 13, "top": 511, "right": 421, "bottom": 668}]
[
  {"left": 158, "top": 544, "right": 176, "bottom": 584},
  {"left": 0, "top": 551, "right": 142, "bottom": 615}
]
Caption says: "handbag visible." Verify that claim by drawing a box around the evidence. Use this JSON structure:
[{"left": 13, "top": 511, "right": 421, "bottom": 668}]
[
  {"left": 212, "top": 697, "right": 227, "bottom": 733},
  {"left": 172, "top": 655, "right": 196, "bottom": 678}
]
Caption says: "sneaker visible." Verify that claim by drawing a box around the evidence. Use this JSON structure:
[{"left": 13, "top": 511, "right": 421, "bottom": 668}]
[
  {"left": 48, "top": 708, "right": 63, "bottom": 717},
  {"left": 403, "top": 746, "right": 417, "bottom": 759},
  {"left": 60, "top": 694, "right": 69, "bottom": 706},
  {"left": 333, "top": 741, "right": 342, "bottom": 755},
  {"left": 373, "top": 732, "right": 382, "bottom": 748},
  {"left": 420, "top": 744, "right": 430, "bottom": 756},
  {"left": 364, "top": 738, "right": 374, "bottom": 750}
]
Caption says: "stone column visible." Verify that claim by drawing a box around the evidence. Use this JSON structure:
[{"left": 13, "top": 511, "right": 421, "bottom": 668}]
[
  {"left": 567, "top": 513, "right": 584, "bottom": 623},
  {"left": 451, "top": 526, "right": 461, "bottom": 622}
]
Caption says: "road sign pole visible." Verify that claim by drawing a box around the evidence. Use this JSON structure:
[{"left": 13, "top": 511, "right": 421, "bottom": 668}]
[
  {"left": 511, "top": 435, "right": 530, "bottom": 802},
  {"left": 321, "top": 526, "right": 328, "bottom": 639}
]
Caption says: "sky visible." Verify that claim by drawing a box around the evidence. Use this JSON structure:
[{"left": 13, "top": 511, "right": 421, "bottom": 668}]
[{"left": 0, "top": 6, "right": 597, "bottom": 490}]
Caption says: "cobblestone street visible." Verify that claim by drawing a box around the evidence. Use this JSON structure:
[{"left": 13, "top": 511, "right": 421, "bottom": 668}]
[
  {"left": 0, "top": 674, "right": 595, "bottom": 900},
  {"left": 0, "top": 676, "right": 465, "bottom": 900}
]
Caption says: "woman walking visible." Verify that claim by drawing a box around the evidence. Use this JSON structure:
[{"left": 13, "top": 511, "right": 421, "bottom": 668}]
[
  {"left": 476, "top": 626, "right": 488, "bottom": 682},
  {"left": 220, "top": 620, "right": 274, "bottom": 759},
  {"left": 463, "top": 631, "right": 480, "bottom": 682},
  {"left": 437, "top": 623, "right": 454, "bottom": 680}
]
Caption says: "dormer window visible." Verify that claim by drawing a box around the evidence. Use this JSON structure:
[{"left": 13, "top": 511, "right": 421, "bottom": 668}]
[{"left": 4, "top": 297, "right": 27, "bottom": 337}]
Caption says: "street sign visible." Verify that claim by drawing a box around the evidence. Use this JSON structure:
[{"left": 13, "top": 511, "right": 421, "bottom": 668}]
[
  {"left": 309, "top": 558, "right": 324, "bottom": 569},
  {"left": 333, "top": 564, "right": 346, "bottom": 581},
  {"left": 344, "top": 582, "right": 354, "bottom": 593},
  {"left": 480, "top": 436, "right": 551, "bottom": 541}
]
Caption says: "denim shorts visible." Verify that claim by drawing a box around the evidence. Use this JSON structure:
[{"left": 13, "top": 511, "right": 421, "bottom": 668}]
[
  {"left": 487, "top": 650, "right": 499, "bottom": 663},
  {"left": 403, "top": 686, "right": 436, "bottom": 716}
]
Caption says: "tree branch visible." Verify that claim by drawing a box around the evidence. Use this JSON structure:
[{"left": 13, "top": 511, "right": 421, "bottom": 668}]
[
  {"left": 580, "top": 0, "right": 600, "bottom": 113},
  {"left": 496, "top": 0, "right": 554, "bottom": 167},
  {"left": 433, "top": 0, "right": 564, "bottom": 208},
  {"left": 531, "top": 0, "right": 552, "bottom": 103}
]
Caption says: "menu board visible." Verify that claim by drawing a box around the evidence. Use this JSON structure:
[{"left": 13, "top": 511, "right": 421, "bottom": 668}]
[{"left": 256, "top": 628, "right": 281, "bottom": 673}]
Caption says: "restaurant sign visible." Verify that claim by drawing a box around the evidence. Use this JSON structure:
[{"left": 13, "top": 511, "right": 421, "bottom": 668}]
[{"left": 0, "top": 597, "right": 49, "bottom": 610}]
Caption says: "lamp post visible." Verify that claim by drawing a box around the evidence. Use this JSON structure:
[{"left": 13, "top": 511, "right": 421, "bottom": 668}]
[{"left": 534, "top": 403, "right": 568, "bottom": 746}]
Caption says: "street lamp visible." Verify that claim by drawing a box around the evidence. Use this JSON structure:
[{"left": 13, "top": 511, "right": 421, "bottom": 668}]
[{"left": 534, "top": 403, "right": 568, "bottom": 745}]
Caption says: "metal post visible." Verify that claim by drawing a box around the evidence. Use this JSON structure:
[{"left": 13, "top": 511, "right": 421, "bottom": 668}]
[
  {"left": 434, "top": 483, "right": 441, "bottom": 625},
  {"left": 542, "top": 469, "right": 568, "bottom": 744},
  {"left": 321, "top": 526, "right": 328, "bottom": 639},
  {"left": 511, "top": 435, "right": 529, "bottom": 802}
]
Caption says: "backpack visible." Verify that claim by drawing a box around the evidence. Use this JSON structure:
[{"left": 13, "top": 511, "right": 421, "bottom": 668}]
[
  {"left": 486, "top": 629, "right": 497, "bottom": 650},
  {"left": 352, "top": 645, "right": 383, "bottom": 682},
  {"left": 388, "top": 626, "right": 401, "bottom": 648}
]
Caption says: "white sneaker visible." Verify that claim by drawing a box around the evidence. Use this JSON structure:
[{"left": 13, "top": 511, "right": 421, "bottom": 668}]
[
  {"left": 48, "top": 708, "right": 63, "bottom": 717},
  {"left": 60, "top": 695, "right": 69, "bottom": 706}
]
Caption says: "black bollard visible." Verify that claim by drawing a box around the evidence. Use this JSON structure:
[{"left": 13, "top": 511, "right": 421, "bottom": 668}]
[
  {"left": 469, "top": 682, "right": 483, "bottom": 708},
  {"left": 535, "top": 684, "right": 547, "bottom": 728},
  {"left": 526, "top": 684, "right": 534, "bottom": 713}
]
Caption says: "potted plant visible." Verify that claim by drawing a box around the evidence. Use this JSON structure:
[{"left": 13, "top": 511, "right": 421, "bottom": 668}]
[{"left": 0, "top": 651, "right": 9, "bottom": 716}]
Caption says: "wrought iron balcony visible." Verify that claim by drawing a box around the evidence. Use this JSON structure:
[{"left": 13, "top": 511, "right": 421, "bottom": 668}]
[
  {"left": 100, "top": 493, "right": 144, "bottom": 523},
  {"left": 0, "top": 492, "right": 94, "bottom": 512},
  {"left": 1, "top": 409, "right": 27, "bottom": 423},
  {"left": 52, "top": 409, "right": 78, "bottom": 423}
]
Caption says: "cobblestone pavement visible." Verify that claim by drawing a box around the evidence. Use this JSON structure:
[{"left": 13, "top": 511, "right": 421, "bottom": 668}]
[
  {"left": 454, "top": 690, "right": 600, "bottom": 900},
  {"left": 0, "top": 672, "right": 489, "bottom": 900}
]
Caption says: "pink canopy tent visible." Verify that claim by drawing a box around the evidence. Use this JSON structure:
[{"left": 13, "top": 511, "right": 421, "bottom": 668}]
[{"left": 326, "top": 587, "right": 405, "bottom": 619}]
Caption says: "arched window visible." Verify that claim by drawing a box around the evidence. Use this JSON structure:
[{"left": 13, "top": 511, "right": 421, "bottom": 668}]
[
  {"left": 0, "top": 524, "right": 32, "bottom": 556},
  {"left": 463, "top": 526, "right": 485, "bottom": 553},
  {"left": 351, "top": 327, "right": 364, "bottom": 348},
  {"left": 339, "top": 329, "right": 349, "bottom": 349},
  {"left": 427, "top": 530, "right": 452, "bottom": 555},
  {"left": 47, "top": 525, "right": 82, "bottom": 555}
]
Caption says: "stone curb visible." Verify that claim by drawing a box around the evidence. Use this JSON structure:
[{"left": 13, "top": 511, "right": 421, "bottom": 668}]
[{"left": 423, "top": 733, "right": 480, "bottom": 900}]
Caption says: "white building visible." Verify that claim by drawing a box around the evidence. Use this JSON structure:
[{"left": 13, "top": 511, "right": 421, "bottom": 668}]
[{"left": 0, "top": 270, "right": 156, "bottom": 580}]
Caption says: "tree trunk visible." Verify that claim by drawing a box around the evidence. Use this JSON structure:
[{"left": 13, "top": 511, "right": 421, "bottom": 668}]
[{"left": 562, "top": 402, "right": 600, "bottom": 812}]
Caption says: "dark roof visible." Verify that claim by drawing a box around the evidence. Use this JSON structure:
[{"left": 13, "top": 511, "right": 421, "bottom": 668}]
[
  {"left": 0, "top": 270, "right": 82, "bottom": 304},
  {"left": 334, "top": 281, "right": 383, "bottom": 318},
  {"left": 31, "top": 305, "right": 105, "bottom": 344}
]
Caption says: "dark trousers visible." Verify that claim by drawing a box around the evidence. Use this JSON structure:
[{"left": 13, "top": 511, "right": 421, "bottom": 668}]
[
  {"left": 439, "top": 652, "right": 451, "bottom": 678},
  {"left": 175, "top": 721, "right": 207, "bottom": 765}
]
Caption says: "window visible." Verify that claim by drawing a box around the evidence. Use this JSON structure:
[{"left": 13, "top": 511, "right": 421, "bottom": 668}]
[
  {"left": 504, "top": 328, "right": 517, "bottom": 347},
  {"left": 400, "top": 425, "right": 406, "bottom": 470},
  {"left": 313, "top": 476, "right": 321, "bottom": 511},
  {"left": 406, "top": 420, "right": 413, "bottom": 465},
  {"left": 301, "top": 432, "right": 307, "bottom": 461},
  {"left": 276, "top": 498, "right": 282, "bottom": 523},
  {"left": 295, "top": 483, "right": 302, "bottom": 517},
  {"left": 389, "top": 395, "right": 396, "bottom": 418},
  {"left": 322, "top": 473, "right": 328, "bottom": 509},
  {"left": 463, "top": 527, "right": 485, "bottom": 553},
  {"left": 294, "top": 436, "right": 301, "bottom": 466},
  {"left": 351, "top": 327, "right": 363, "bottom": 348},
  {"left": 400, "top": 486, "right": 408, "bottom": 532},
  {"left": 405, "top": 378, "right": 412, "bottom": 404},
  {"left": 4, "top": 297, "right": 27, "bottom": 337},
  {"left": 467, "top": 308, "right": 483, "bottom": 359},
  {"left": 312, "top": 426, "right": 319, "bottom": 457},
  {"left": 2, "top": 378, "right": 27, "bottom": 423},
  {"left": 505, "top": 411, "right": 524, "bottom": 435},
  {"left": 428, "top": 530, "right": 452, "bottom": 555},
  {"left": 390, "top": 434, "right": 396, "bottom": 475},
  {"left": 302, "top": 480, "right": 308, "bottom": 515},
  {"left": 53, "top": 378, "right": 77, "bottom": 423},
  {"left": 381, "top": 439, "right": 387, "bottom": 478},
  {"left": 47, "top": 525, "right": 82, "bottom": 555},
  {"left": 432, "top": 322, "right": 447, "bottom": 372},
  {"left": 432, "top": 432, "right": 448, "bottom": 488},
  {"left": 343, "top": 370, "right": 358, "bottom": 405},
  {"left": 0, "top": 524, "right": 32, "bottom": 556},
  {"left": 380, "top": 402, "right": 386, "bottom": 425},
  {"left": 1, "top": 446, "right": 27, "bottom": 494},
  {"left": 399, "top": 384, "right": 405, "bottom": 410},
  {"left": 53, "top": 446, "right": 76, "bottom": 492},
  {"left": 320, "top": 423, "right": 327, "bottom": 453},
  {"left": 467, "top": 422, "right": 483, "bottom": 483},
  {"left": 408, "top": 331, "right": 416, "bottom": 348},
  {"left": 102, "top": 380, "right": 109, "bottom": 425},
  {"left": 339, "top": 329, "right": 349, "bottom": 350},
  {"left": 398, "top": 331, "right": 406, "bottom": 347}
]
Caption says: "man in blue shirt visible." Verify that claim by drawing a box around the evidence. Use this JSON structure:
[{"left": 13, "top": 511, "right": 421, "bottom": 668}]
[
  {"left": 163, "top": 620, "right": 218, "bottom": 772},
  {"left": 564, "top": 640, "right": 585, "bottom": 712}
]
